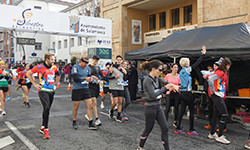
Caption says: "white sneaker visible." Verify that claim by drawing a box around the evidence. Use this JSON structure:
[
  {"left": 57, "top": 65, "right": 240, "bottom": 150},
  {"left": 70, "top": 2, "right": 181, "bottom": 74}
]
[
  {"left": 215, "top": 135, "right": 230, "bottom": 144},
  {"left": 2, "top": 110, "right": 6, "bottom": 115},
  {"left": 85, "top": 114, "right": 89, "bottom": 120},
  {"left": 95, "top": 119, "right": 102, "bottom": 126},
  {"left": 208, "top": 133, "right": 218, "bottom": 139},
  {"left": 100, "top": 103, "right": 105, "bottom": 109}
]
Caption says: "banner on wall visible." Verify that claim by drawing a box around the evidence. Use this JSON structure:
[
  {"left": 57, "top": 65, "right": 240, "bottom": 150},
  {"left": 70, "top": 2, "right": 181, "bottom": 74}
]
[
  {"left": 0, "top": 5, "right": 112, "bottom": 37},
  {"left": 132, "top": 19, "right": 142, "bottom": 44}
]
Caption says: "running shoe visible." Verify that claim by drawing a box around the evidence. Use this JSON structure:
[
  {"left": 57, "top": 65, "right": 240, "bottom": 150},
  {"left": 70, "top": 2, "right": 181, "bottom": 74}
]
[
  {"left": 2, "top": 110, "right": 6, "bottom": 115},
  {"left": 174, "top": 128, "right": 186, "bottom": 134},
  {"left": 204, "top": 125, "right": 211, "bottom": 129},
  {"left": 100, "top": 103, "right": 105, "bottom": 109},
  {"left": 215, "top": 135, "right": 230, "bottom": 144},
  {"left": 208, "top": 132, "right": 218, "bottom": 139},
  {"left": 137, "top": 147, "right": 145, "bottom": 150},
  {"left": 173, "top": 122, "right": 177, "bottom": 128},
  {"left": 7, "top": 96, "right": 11, "bottom": 101},
  {"left": 216, "top": 128, "right": 227, "bottom": 133},
  {"left": 116, "top": 117, "right": 124, "bottom": 123},
  {"left": 16, "top": 87, "right": 19, "bottom": 91},
  {"left": 26, "top": 102, "right": 30, "bottom": 108},
  {"left": 122, "top": 116, "right": 129, "bottom": 121},
  {"left": 40, "top": 126, "right": 45, "bottom": 134},
  {"left": 187, "top": 129, "right": 200, "bottom": 135},
  {"left": 95, "top": 119, "right": 102, "bottom": 126},
  {"left": 245, "top": 141, "right": 250, "bottom": 149},
  {"left": 85, "top": 114, "right": 89, "bottom": 121},
  {"left": 88, "top": 123, "right": 98, "bottom": 130},
  {"left": 43, "top": 129, "right": 50, "bottom": 139},
  {"left": 108, "top": 109, "right": 115, "bottom": 120},
  {"left": 22, "top": 93, "right": 25, "bottom": 97},
  {"left": 72, "top": 122, "right": 78, "bottom": 130},
  {"left": 23, "top": 102, "right": 27, "bottom": 107}
]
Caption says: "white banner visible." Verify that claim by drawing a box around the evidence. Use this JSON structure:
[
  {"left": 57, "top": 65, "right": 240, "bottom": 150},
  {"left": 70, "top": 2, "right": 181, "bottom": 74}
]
[
  {"left": 0, "top": 5, "right": 112, "bottom": 37},
  {"left": 132, "top": 19, "right": 142, "bottom": 44}
]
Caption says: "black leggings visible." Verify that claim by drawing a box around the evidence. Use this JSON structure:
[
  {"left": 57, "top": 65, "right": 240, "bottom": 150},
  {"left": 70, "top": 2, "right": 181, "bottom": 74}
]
[
  {"left": 176, "top": 91, "right": 195, "bottom": 130},
  {"left": 211, "top": 94, "right": 228, "bottom": 137},
  {"left": 39, "top": 91, "right": 55, "bottom": 129},
  {"left": 129, "top": 85, "right": 137, "bottom": 101},
  {"left": 122, "top": 86, "right": 131, "bottom": 111},
  {"left": 165, "top": 92, "right": 180, "bottom": 121},
  {"left": 139, "top": 105, "right": 169, "bottom": 150},
  {"left": 208, "top": 95, "right": 213, "bottom": 125}
]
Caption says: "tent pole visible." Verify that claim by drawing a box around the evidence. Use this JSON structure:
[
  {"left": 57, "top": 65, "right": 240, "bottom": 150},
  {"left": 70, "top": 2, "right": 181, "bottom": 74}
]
[{"left": 174, "top": 57, "right": 176, "bottom": 63}]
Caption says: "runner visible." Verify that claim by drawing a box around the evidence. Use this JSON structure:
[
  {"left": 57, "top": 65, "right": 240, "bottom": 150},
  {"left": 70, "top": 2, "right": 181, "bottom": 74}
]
[
  {"left": 137, "top": 60, "right": 179, "bottom": 150},
  {"left": 71, "top": 57, "right": 98, "bottom": 130},
  {"left": 205, "top": 58, "right": 231, "bottom": 144},
  {"left": 0, "top": 61, "right": 10, "bottom": 115},
  {"left": 121, "top": 61, "right": 130, "bottom": 121},
  {"left": 15, "top": 64, "right": 34, "bottom": 108},
  {"left": 16, "top": 59, "right": 25, "bottom": 94},
  {"left": 100, "top": 62, "right": 113, "bottom": 109},
  {"left": 245, "top": 131, "right": 250, "bottom": 149},
  {"left": 26, "top": 52, "right": 60, "bottom": 139},
  {"left": 174, "top": 45, "right": 206, "bottom": 135},
  {"left": 5, "top": 64, "right": 13, "bottom": 100},
  {"left": 107, "top": 55, "right": 127, "bottom": 123},
  {"left": 164, "top": 63, "right": 181, "bottom": 127},
  {"left": 86, "top": 55, "right": 104, "bottom": 126}
]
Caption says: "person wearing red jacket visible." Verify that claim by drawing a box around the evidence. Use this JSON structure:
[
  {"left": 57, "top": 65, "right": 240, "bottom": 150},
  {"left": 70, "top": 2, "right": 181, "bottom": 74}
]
[{"left": 204, "top": 58, "right": 231, "bottom": 144}]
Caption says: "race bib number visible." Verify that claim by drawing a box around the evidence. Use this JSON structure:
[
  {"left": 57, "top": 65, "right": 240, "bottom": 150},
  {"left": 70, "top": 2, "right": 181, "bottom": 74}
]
[
  {"left": 26, "top": 78, "right": 30, "bottom": 83},
  {"left": 47, "top": 74, "right": 55, "bottom": 82},
  {"left": 73, "top": 67, "right": 77, "bottom": 73}
]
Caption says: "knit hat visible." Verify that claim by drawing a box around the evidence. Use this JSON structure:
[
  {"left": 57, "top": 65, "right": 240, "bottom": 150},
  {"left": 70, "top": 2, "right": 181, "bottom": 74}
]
[{"left": 214, "top": 57, "right": 224, "bottom": 66}]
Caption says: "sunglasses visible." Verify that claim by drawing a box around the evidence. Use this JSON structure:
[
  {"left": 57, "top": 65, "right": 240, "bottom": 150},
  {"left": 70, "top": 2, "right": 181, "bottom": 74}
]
[
  {"left": 81, "top": 58, "right": 89, "bottom": 64},
  {"left": 158, "top": 69, "right": 163, "bottom": 72}
]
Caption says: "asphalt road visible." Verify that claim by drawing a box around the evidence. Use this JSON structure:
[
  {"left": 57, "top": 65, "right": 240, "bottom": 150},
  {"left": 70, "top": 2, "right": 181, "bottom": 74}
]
[{"left": 0, "top": 82, "right": 249, "bottom": 150}]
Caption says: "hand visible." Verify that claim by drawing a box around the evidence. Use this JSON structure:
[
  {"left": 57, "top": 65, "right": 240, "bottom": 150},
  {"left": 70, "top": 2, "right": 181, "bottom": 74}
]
[
  {"left": 34, "top": 83, "right": 42, "bottom": 91},
  {"left": 15, "top": 84, "right": 17, "bottom": 87},
  {"left": 96, "top": 80, "right": 101, "bottom": 84},
  {"left": 2, "top": 71, "right": 8, "bottom": 76},
  {"left": 172, "top": 85, "right": 180, "bottom": 92},
  {"left": 165, "top": 84, "right": 173, "bottom": 89},
  {"left": 115, "top": 74, "right": 120, "bottom": 79},
  {"left": 53, "top": 85, "right": 57, "bottom": 91},
  {"left": 203, "top": 74, "right": 207, "bottom": 79},
  {"left": 201, "top": 45, "right": 206, "bottom": 54},
  {"left": 121, "top": 68, "right": 127, "bottom": 74},
  {"left": 85, "top": 77, "right": 92, "bottom": 82},
  {"left": 91, "top": 76, "right": 98, "bottom": 80}
]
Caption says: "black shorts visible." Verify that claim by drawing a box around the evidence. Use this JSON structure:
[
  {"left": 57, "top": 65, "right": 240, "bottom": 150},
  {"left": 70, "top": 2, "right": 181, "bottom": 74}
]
[
  {"left": 0, "top": 87, "right": 8, "bottom": 92},
  {"left": 8, "top": 80, "right": 11, "bottom": 85},
  {"left": 22, "top": 83, "right": 32, "bottom": 89},
  {"left": 110, "top": 90, "right": 124, "bottom": 98},
  {"left": 89, "top": 84, "right": 100, "bottom": 98},
  {"left": 72, "top": 88, "right": 91, "bottom": 101},
  {"left": 103, "top": 87, "right": 110, "bottom": 94},
  {"left": 18, "top": 79, "right": 23, "bottom": 85}
]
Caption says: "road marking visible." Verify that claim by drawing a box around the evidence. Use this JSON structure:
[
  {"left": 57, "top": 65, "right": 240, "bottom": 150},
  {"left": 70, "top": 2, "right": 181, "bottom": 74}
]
[
  {"left": 100, "top": 112, "right": 109, "bottom": 117},
  {"left": 9, "top": 95, "right": 71, "bottom": 101},
  {"left": 0, "top": 135, "right": 15, "bottom": 149},
  {"left": 0, "top": 124, "right": 36, "bottom": 132},
  {"left": 31, "top": 90, "right": 38, "bottom": 93},
  {"left": 5, "top": 121, "right": 39, "bottom": 150}
]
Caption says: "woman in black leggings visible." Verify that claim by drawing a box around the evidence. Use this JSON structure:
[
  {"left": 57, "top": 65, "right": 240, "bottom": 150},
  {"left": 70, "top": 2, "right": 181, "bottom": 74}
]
[
  {"left": 205, "top": 58, "right": 231, "bottom": 144},
  {"left": 137, "top": 60, "right": 179, "bottom": 150}
]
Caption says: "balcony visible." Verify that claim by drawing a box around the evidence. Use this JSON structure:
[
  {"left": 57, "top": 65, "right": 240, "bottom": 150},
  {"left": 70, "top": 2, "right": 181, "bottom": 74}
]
[{"left": 127, "top": 0, "right": 186, "bottom": 11}]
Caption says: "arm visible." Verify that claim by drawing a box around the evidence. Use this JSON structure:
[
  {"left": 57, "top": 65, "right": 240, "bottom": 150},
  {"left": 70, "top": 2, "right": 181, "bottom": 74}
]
[
  {"left": 53, "top": 74, "right": 60, "bottom": 90},
  {"left": 191, "top": 46, "right": 206, "bottom": 69},
  {"left": 26, "top": 70, "right": 42, "bottom": 90},
  {"left": 15, "top": 75, "right": 21, "bottom": 87},
  {"left": 106, "top": 71, "right": 116, "bottom": 80},
  {"left": 144, "top": 78, "right": 165, "bottom": 100},
  {"left": 72, "top": 74, "right": 88, "bottom": 82},
  {"left": 208, "top": 74, "right": 219, "bottom": 94}
]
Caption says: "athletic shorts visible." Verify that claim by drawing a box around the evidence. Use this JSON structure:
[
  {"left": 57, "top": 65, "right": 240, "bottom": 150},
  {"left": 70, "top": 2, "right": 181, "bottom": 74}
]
[
  {"left": 21, "top": 83, "right": 32, "bottom": 89},
  {"left": 0, "top": 87, "right": 8, "bottom": 92},
  {"left": 103, "top": 87, "right": 110, "bottom": 94},
  {"left": 18, "top": 79, "right": 23, "bottom": 85},
  {"left": 89, "top": 84, "right": 100, "bottom": 98},
  {"left": 8, "top": 80, "right": 11, "bottom": 85},
  {"left": 72, "top": 88, "right": 91, "bottom": 101},
  {"left": 110, "top": 90, "right": 124, "bottom": 98}
]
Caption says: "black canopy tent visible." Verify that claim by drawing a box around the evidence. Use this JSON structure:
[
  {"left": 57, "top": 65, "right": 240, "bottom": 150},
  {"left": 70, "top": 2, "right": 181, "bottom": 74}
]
[{"left": 125, "top": 23, "right": 250, "bottom": 92}]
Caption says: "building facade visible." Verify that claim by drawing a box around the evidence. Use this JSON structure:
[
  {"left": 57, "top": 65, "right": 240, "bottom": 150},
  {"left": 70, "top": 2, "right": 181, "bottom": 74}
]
[{"left": 101, "top": 0, "right": 250, "bottom": 61}]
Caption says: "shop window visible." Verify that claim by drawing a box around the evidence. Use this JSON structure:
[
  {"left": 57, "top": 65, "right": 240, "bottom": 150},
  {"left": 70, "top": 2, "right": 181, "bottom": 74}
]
[
  {"left": 159, "top": 12, "right": 166, "bottom": 29},
  {"left": 184, "top": 5, "right": 192, "bottom": 24},
  {"left": 78, "top": 37, "right": 82, "bottom": 46},
  {"left": 52, "top": 42, "right": 55, "bottom": 49},
  {"left": 58, "top": 41, "right": 61, "bottom": 49},
  {"left": 64, "top": 39, "right": 67, "bottom": 48},
  {"left": 70, "top": 38, "right": 74, "bottom": 47},
  {"left": 171, "top": 8, "right": 179, "bottom": 26},
  {"left": 149, "top": 14, "right": 156, "bottom": 30}
]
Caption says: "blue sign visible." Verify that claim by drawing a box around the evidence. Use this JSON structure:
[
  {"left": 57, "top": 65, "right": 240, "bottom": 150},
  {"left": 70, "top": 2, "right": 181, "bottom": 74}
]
[{"left": 31, "top": 53, "right": 37, "bottom": 56}]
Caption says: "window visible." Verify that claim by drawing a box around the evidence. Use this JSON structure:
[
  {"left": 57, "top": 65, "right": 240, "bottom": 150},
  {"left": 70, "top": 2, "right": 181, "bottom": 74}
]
[
  {"left": 48, "top": 49, "right": 55, "bottom": 53},
  {"left": 34, "top": 6, "right": 41, "bottom": 9},
  {"left": 184, "top": 5, "right": 192, "bottom": 24},
  {"left": 149, "top": 14, "right": 156, "bottom": 30},
  {"left": 35, "top": 42, "right": 42, "bottom": 50},
  {"left": 171, "top": 8, "right": 179, "bottom": 26},
  {"left": 58, "top": 41, "right": 61, "bottom": 49},
  {"left": 64, "top": 39, "right": 67, "bottom": 48},
  {"left": 159, "top": 12, "right": 166, "bottom": 29},
  {"left": 52, "top": 42, "right": 55, "bottom": 49},
  {"left": 78, "top": 37, "right": 82, "bottom": 46},
  {"left": 70, "top": 38, "right": 74, "bottom": 47}
]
